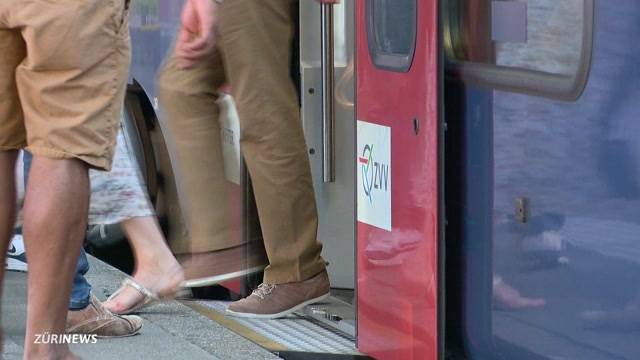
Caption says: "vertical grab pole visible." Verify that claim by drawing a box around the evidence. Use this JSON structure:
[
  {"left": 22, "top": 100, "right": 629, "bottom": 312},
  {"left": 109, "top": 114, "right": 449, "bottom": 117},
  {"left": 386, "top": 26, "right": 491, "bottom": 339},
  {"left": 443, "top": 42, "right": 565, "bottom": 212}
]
[{"left": 321, "top": 3, "right": 336, "bottom": 183}]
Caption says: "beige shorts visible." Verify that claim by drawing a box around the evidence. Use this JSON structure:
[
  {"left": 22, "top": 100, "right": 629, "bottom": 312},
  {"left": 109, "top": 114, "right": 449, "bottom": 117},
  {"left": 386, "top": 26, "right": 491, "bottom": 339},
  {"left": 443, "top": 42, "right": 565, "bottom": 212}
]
[{"left": 0, "top": 0, "right": 131, "bottom": 171}]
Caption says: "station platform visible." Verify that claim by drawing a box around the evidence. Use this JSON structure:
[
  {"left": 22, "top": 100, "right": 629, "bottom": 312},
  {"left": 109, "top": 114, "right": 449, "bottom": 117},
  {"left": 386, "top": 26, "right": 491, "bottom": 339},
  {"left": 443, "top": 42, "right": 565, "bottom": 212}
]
[
  {"left": 1, "top": 255, "right": 279, "bottom": 360},
  {"left": 1, "top": 255, "right": 364, "bottom": 360}
]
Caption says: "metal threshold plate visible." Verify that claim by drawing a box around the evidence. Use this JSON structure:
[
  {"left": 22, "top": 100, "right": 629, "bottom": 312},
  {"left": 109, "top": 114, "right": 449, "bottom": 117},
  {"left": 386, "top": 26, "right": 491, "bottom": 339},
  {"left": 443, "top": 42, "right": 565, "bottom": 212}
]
[{"left": 189, "top": 297, "right": 359, "bottom": 355}]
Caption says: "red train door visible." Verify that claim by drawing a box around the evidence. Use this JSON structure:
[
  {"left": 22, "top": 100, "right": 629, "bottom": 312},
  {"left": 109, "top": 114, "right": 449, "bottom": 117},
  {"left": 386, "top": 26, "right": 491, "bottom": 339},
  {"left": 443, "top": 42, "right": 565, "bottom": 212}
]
[{"left": 356, "top": 1, "right": 440, "bottom": 359}]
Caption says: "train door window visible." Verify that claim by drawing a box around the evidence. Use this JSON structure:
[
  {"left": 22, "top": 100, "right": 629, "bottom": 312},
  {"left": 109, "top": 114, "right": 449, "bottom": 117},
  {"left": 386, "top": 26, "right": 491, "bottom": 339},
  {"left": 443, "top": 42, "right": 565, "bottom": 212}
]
[
  {"left": 446, "top": 0, "right": 640, "bottom": 359},
  {"left": 366, "top": 0, "right": 416, "bottom": 72},
  {"left": 445, "top": 0, "right": 594, "bottom": 101},
  {"left": 493, "top": 0, "right": 585, "bottom": 75}
]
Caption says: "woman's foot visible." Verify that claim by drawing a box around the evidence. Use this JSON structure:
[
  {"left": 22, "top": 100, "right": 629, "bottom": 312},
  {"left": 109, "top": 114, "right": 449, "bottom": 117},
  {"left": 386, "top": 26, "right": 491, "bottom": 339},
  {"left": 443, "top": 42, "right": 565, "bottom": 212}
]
[
  {"left": 103, "top": 261, "right": 183, "bottom": 314},
  {"left": 106, "top": 216, "right": 184, "bottom": 314}
]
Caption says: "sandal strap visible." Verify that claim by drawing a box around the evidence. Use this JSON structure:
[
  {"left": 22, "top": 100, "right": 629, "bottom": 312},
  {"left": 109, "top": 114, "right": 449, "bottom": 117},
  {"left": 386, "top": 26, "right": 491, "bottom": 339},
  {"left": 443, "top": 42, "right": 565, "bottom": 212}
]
[
  {"left": 121, "top": 278, "right": 160, "bottom": 301},
  {"left": 104, "top": 277, "right": 162, "bottom": 315}
]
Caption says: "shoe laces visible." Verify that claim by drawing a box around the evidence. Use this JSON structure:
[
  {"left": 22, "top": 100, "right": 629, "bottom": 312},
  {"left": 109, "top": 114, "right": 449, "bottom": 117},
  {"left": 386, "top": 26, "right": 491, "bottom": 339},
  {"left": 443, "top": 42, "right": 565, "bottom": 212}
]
[{"left": 252, "top": 283, "right": 276, "bottom": 300}]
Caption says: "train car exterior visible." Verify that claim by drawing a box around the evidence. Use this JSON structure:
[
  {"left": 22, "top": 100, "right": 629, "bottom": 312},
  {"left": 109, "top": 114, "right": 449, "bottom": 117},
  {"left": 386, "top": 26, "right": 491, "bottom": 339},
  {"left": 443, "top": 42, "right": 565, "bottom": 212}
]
[{"left": 123, "top": 1, "right": 640, "bottom": 359}]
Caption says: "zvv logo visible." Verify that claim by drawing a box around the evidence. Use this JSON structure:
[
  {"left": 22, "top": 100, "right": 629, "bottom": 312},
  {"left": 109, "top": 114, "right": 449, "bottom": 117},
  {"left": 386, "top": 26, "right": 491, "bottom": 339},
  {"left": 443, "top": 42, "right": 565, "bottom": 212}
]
[
  {"left": 359, "top": 144, "right": 389, "bottom": 204},
  {"left": 357, "top": 121, "right": 391, "bottom": 230}
]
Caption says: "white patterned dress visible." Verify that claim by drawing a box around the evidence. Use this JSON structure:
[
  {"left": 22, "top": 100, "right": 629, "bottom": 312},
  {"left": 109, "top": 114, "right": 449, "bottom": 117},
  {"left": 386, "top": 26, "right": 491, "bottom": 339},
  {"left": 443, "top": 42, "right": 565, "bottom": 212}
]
[
  {"left": 15, "top": 127, "right": 154, "bottom": 226},
  {"left": 86, "top": 129, "right": 155, "bottom": 225}
]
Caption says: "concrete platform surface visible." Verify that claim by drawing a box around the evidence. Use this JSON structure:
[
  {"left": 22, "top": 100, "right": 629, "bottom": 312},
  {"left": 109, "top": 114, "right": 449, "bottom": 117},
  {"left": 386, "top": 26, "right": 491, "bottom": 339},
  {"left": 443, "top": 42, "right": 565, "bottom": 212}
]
[{"left": 1, "top": 255, "right": 280, "bottom": 360}]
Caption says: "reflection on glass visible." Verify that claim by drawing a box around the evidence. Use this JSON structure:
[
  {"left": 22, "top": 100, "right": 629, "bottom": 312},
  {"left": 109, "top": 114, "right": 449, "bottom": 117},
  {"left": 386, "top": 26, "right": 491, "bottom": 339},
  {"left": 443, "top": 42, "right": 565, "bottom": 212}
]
[
  {"left": 488, "top": 1, "right": 640, "bottom": 358},
  {"left": 495, "top": 0, "right": 584, "bottom": 75}
]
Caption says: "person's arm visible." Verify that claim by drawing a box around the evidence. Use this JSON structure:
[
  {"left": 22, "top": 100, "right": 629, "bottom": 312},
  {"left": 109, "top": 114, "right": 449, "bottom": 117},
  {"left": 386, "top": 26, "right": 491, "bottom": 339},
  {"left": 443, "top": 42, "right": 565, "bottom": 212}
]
[
  {"left": 176, "top": 0, "right": 340, "bottom": 69},
  {"left": 175, "top": 0, "right": 219, "bottom": 69}
]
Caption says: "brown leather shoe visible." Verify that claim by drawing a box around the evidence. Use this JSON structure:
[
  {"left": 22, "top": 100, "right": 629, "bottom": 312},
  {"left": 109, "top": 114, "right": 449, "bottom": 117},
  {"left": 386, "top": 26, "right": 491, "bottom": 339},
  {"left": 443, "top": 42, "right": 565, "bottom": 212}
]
[
  {"left": 226, "top": 270, "right": 330, "bottom": 319},
  {"left": 66, "top": 293, "right": 143, "bottom": 338}
]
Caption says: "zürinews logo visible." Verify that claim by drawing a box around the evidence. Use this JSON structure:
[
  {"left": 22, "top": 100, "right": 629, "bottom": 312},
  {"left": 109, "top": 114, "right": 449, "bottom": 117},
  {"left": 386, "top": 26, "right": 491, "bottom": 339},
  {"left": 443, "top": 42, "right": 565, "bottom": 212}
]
[{"left": 359, "top": 144, "right": 390, "bottom": 204}]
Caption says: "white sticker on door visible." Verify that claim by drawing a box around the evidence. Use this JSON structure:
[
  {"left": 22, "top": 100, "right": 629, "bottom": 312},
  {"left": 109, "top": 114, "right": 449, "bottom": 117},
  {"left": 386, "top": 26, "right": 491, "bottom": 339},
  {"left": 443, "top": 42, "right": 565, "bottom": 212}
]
[
  {"left": 217, "top": 94, "right": 241, "bottom": 185},
  {"left": 357, "top": 120, "right": 392, "bottom": 231}
]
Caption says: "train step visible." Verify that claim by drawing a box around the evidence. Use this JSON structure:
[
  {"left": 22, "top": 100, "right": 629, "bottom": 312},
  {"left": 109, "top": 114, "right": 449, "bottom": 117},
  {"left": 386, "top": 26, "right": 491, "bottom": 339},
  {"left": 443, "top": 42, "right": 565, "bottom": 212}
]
[{"left": 186, "top": 296, "right": 366, "bottom": 358}]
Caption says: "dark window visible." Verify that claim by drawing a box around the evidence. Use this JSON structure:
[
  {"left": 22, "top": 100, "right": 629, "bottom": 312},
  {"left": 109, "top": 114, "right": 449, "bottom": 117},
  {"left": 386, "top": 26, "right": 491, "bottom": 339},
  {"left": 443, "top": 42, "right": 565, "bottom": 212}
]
[{"left": 367, "top": 0, "right": 417, "bottom": 72}]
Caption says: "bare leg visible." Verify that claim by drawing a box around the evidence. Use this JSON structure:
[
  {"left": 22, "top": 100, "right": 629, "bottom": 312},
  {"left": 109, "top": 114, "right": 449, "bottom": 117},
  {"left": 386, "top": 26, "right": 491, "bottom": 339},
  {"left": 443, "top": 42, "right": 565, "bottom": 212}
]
[
  {"left": 103, "top": 216, "right": 182, "bottom": 313},
  {"left": 22, "top": 156, "right": 88, "bottom": 359},
  {"left": 0, "top": 151, "right": 19, "bottom": 341}
]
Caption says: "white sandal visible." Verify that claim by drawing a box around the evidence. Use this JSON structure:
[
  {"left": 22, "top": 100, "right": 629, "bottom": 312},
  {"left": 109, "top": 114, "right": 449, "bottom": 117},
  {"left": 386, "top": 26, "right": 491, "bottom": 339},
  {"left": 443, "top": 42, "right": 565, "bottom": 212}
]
[{"left": 106, "top": 278, "right": 160, "bottom": 315}]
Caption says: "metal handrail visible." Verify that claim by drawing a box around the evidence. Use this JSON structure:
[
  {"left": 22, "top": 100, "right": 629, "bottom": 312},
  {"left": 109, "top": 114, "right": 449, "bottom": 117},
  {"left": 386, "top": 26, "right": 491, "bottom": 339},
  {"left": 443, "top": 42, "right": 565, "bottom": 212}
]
[{"left": 321, "top": 3, "right": 336, "bottom": 182}]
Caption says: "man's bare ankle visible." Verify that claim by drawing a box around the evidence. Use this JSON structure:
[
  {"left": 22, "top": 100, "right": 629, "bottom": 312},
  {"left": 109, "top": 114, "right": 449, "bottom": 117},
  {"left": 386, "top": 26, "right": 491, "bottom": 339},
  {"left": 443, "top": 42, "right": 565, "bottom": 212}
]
[{"left": 25, "top": 343, "right": 78, "bottom": 360}]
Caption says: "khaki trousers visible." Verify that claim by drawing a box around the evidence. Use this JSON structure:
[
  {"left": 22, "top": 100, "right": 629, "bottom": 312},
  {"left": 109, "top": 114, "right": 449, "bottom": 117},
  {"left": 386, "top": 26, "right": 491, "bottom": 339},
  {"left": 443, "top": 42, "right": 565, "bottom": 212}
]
[{"left": 157, "top": 0, "right": 325, "bottom": 284}]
